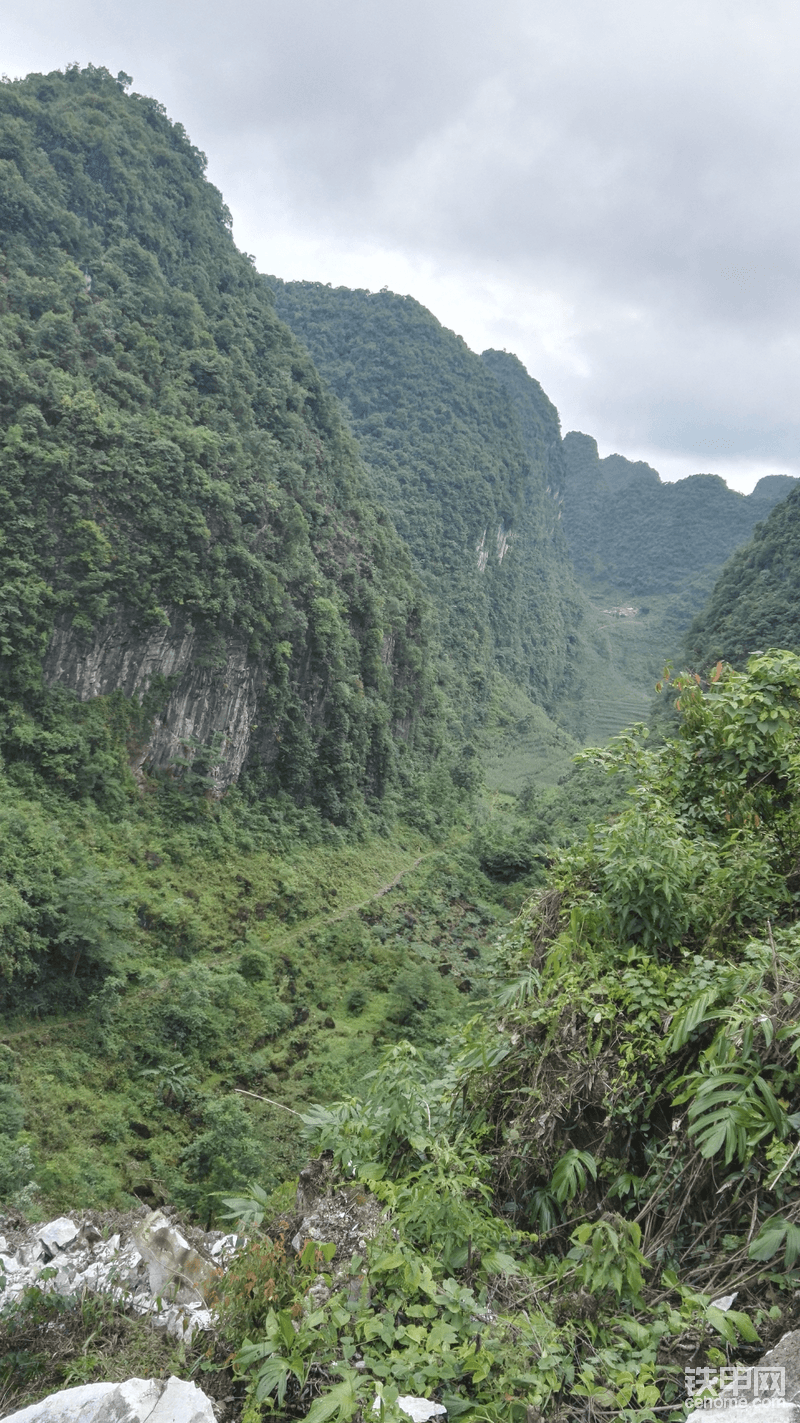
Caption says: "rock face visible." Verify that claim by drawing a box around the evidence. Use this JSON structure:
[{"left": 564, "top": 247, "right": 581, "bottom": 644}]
[
  {"left": 1, "top": 1375, "right": 216, "bottom": 1423},
  {"left": 0, "top": 1210, "right": 238, "bottom": 1341},
  {"left": 685, "top": 1327, "right": 800, "bottom": 1421},
  {"left": 43, "top": 614, "right": 258, "bottom": 794},
  {"left": 292, "top": 1157, "right": 385, "bottom": 1263}
]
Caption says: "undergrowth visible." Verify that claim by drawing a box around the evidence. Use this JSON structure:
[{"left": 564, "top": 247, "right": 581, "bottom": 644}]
[{"left": 217, "top": 652, "right": 800, "bottom": 1422}]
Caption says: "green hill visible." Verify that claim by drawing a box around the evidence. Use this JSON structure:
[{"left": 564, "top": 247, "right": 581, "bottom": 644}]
[
  {"left": 559, "top": 431, "right": 796, "bottom": 593},
  {"left": 483, "top": 353, "right": 798, "bottom": 739},
  {"left": 268, "top": 283, "right": 583, "bottom": 725},
  {"left": 686, "top": 482, "right": 800, "bottom": 667},
  {"left": 0, "top": 64, "right": 444, "bottom": 829}
]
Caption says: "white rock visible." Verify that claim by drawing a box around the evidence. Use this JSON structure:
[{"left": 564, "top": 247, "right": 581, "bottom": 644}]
[
  {"left": 36, "top": 1218, "right": 79, "bottom": 1256},
  {"left": 373, "top": 1397, "right": 446, "bottom": 1422},
  {"left": 709, "top": 1291, "right": 738, "bottom": 1311},
  {"left": 209, "top": 1233, "right": 238, "bottom": 1258},
  {"left": 133, "top": 1211, "right": 213, "bottom": 1305},
  {"left": 17, "top": 1238, "right": 43, "bottom": 1267},
  {"left": 0, "top": 1374, "right": 215, "bottom": 1423}
]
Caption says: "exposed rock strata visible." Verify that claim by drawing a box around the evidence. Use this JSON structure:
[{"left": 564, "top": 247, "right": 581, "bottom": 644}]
[
  {"left": 0, "top": 1208, "right": 238, "bottom": 1341},
  {"left": 43, "top": 613, "right": 259, "bottom": 793}
]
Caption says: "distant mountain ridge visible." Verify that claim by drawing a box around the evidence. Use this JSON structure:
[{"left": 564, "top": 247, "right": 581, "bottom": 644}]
[
  {"left": 687, "top": 483, "right": 800, "bottom": 668},
  {"left": 559, "top": 431, "right": 796, "bottom": 594}
]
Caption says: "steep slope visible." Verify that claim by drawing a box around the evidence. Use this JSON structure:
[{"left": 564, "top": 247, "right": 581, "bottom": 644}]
[
  {"left": 484, "top": 359, "right": 797, "bottom": 742},
  {"left": 0, "top": 66, "right": 442, "bottom": 825},
  {"left": 559, "top": 432, "right": 796, "bottom": 593},
  {"left": 267, "top": 283, "right": 583, "bottom": 725},
  {"left": 686, "top": 483, "right": 800, "bottom": 667}
]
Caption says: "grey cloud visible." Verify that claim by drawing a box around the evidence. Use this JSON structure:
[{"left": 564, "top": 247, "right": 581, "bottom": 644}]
[{"left": 6, "top": 0, "right": 800, "bottom": 481}]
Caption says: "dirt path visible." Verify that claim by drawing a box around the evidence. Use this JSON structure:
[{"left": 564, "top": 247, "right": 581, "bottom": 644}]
[
  {"left": 328, "top": 855, "right": 426, "bottom": 921},
  {"left": 0, "top": 851, "right": 442, "bottom": 1043}
]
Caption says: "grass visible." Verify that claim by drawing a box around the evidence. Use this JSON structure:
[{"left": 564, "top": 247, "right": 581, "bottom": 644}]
[{"left": 3, "top": 818, "right": 520, "bottom": 1216}]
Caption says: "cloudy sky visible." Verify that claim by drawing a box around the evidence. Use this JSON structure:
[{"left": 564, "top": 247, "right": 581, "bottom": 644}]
[{"left": 5, "top": 0, "right": 800, "bottom": 491}]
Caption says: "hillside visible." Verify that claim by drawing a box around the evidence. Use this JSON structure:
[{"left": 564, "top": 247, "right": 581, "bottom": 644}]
[
  {"left": 5, "top": 64, "right": 800, "bottom": 1423},
  {"left": 686, "top": 482, "right": 800, "bottom": 667},
  {"left": 484, "top": 352, "right": 798, "bottom": 740},
  {"left": 0, "top": 64, "right": 445, "bottom": 830},
  {"left": 267, "top": 282, "right": 583, "bottom": 725},
  {"left": 558, "top": 432, "right": 796, "bottom": 593}
]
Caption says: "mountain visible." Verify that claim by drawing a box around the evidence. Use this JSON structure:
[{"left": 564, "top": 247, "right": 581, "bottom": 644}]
[
  {"left": 267, "top": 283, "right": 583, "bottom": 722},
  {"left": 686, "top": 482, "right": 800, "bottom": 667},
  {"left": 0, "top": 65, "right": 444, "bottom": 827},
  {"left": 558, "top": 432, "right": 796, "bottom": 593}
]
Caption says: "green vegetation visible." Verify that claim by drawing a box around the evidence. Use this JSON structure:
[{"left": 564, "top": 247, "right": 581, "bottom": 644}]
[
  {"left": 0, "top": 64, "right": 447, "bottom": 829},
  {"left": 268, "top": 284, "right": 583, "bottom": 733},
  {"left": 557, "top": 432, "right": 795, "bottom": 596},
  {"left": 687, "top": 484, "right": 800, "bottom": 669},
  {"left": 4, "top": 57, "right": 800, "bottom": 1423},
  {"left": 485, "top": 360, "right": 798, "bottom": 745},
  {"left": 0, "top": 748, "right": 528, "bottom": 1212},
  {"left": 219, "top": 652, "right": 800, "bottom": 1422}
]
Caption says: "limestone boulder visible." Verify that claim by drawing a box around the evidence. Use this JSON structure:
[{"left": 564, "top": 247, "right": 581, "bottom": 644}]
[{"left": 0, "top": 1375, "right": 215, "bottom": 1423}]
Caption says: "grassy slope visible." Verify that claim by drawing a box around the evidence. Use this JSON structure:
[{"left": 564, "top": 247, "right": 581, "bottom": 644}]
[{"left": 3, "top": 794, "right": 524, "bottom": 1213}]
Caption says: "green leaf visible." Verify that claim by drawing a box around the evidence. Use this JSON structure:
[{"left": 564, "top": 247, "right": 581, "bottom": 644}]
[{"left": 305, "top": 1380, "right": 358, "bottom": 1423}]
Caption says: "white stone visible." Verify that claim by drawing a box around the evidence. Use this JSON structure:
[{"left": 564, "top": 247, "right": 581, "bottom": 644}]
[
  {"left": 709, "top": 1291, "right": 738, "bottom": 1311},
  {"left": 133, "top": 1211, "right": 213, "bottom": 1305},
  {"left": 0, "top": 1374, "right": 215, "bottom": 1423},
  {"left": 36, "top": 1218, "right": 79, "bottom": 1256},
  {"left": 374, "top": 1397, "right": 446, "bottom": 1422},
  {"left": 18, "top": 1238, "right": 43, "bottom": 1267},
  {"left": 209, "top": 1233, "right": 238, "bottom": 1258}
]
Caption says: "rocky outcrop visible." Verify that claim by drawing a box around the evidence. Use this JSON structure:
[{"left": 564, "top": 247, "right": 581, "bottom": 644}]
[
  {"left": 1, "top": 1376, "right": 216, "bottom": 1423},
  {"left": 43, "top": 613, "right": 260, "bottom": 794},
  {"left": 0, "top": 1209, "right": 238, "bottom": 1341}
]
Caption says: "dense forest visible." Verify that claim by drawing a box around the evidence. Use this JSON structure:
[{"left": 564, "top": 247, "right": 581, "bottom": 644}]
[
  {"left": 556, "top": 432, "right": 795, "bottom": 595},
  {"left": 686, "top": 483, "right": 800, "bottom": 668},
  {"left": 2, "top": 62, "right": 800, "bottom": 1423},
  {"left": 268, "top": 281, "right": 583, "bottom": 722},
  {"left": 0, "top": 63, "right": 447, "bottom": 833}
]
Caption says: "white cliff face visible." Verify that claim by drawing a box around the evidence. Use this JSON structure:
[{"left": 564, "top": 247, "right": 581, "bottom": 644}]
[
  {"left": 475, "top": 528, "right": 488, "bottom": 573},
  {"left": 476, "top": 524, "right": 511, "bottom": 573},
  {"left": 42, "top": 613, "right": 260, "bottom": 794}
]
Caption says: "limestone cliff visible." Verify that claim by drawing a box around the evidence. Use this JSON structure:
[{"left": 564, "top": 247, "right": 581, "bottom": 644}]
[
  {"left": 0, "top": 66, "right": 439, "bottom": 824},
  {"left": 42, "top": 614, "right": 258, "bottom": 792}
]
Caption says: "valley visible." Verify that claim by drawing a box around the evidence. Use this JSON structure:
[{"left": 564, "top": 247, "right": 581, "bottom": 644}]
[{"left": 2, "top": 62, "right": 800, "bottom": 1423}]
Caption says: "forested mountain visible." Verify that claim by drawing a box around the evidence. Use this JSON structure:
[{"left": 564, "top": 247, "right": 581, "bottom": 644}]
[
  {"left": 268, "top": 282, "right": 583, "bottom": 720},
  {"left": 686, "top": 482, "right": 800, "bottom": 667},
  {"left": 7, "top": 64, "right": 800, "bottom": 1423},
  {"left": 0, "top": 64, "right": 445, "bottom": 828},
  {"left": 558, "top": 431, "right": 795, "bottom": 593}
]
